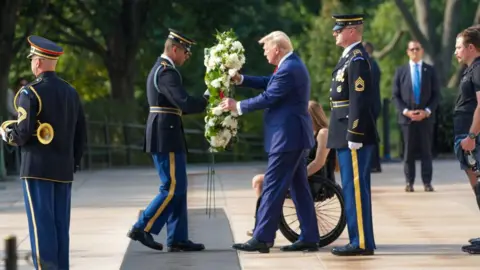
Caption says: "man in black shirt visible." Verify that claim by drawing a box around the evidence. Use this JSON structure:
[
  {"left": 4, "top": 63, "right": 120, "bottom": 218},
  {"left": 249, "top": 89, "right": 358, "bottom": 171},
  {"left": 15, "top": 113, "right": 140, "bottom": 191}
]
[{"left": 452, "top": 26, "right": 480, "bottom": 254}]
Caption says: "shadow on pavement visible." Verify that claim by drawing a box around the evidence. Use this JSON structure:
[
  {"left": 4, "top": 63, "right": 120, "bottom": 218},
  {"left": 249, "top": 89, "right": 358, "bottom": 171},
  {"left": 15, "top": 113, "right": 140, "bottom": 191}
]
[{"left": 119, "top": 208, "right": 240, "bottom": 270}]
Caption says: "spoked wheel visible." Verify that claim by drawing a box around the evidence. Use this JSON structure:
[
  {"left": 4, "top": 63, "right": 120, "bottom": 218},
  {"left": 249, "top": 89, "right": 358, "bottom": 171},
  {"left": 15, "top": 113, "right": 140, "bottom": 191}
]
[{"left": 279, "top": 180, "right": 346, "bottom": 247}]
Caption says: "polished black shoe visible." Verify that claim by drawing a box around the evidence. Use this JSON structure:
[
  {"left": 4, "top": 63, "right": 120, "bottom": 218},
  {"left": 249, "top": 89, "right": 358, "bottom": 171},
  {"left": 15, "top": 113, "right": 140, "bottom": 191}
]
[
  {"left": 331, "top": 244, "right": 374, "bottom": 256},
  {"left": 168, "top": 240, "right": 205, "bottom": 252},
  {"left": 468, "top": 237, "right": 480, "bottom": 245},
  {"left": 280, "top": 240, "right": 318, "bottom": 252},
  {"left": 405, "top": 184, "right": 414, "bottom": 192},
  {"left": 424, "top": 184, "right": 435, "bottom": 192},
  {"left": 127, "top": 228, "right": 163, "bottom": 251},
  {"left": 462, "top": 244, "right": 480, "bottom": 254},
  {"left": 232, "top": 238, "right": 271, "bottom": 253}
]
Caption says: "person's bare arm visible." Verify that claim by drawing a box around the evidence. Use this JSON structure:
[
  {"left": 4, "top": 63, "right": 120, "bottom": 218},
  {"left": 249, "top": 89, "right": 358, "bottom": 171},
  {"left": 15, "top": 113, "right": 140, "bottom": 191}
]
[{"left": 307, "top": 128, "right": 331, "bottom": 177}]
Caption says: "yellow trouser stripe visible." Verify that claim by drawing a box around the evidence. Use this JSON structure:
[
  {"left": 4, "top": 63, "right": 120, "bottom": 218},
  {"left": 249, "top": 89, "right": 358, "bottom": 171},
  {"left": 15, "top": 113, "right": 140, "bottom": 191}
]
[
  {"left": 25, "top": 180, "right": 42, "bottom": 270},
  {"left": 351, "top": 149, "right": 365, "bottom": 249},
  {"left": 144, "top": 152, "right": 177, "bottom": 232}
]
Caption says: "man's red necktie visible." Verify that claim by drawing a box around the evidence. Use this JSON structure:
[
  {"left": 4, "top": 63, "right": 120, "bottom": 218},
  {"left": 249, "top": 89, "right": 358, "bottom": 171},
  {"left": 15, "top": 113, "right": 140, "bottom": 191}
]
[{"left": 273, "top": 66, "right": 278, "bottom": 74}]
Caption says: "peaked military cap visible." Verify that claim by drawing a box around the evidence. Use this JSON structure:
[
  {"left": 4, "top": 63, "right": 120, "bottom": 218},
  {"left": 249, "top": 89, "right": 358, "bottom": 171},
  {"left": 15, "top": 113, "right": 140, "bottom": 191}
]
[
  {"left": 167, "top": 28, "right": 196, "bottom": 53},
  {"left": 332, "top": 14, "right": 364, "bottom": 31},
  {"left": 27, "top": 35, "right": 64, "bottom": 60}
]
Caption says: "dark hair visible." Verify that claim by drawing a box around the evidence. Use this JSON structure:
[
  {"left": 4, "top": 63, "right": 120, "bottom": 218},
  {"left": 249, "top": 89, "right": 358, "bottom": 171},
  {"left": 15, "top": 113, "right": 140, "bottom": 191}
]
[
  {"left": 362, "top": 41, "right": 374, "bottom": 52},
  {"left": 457, "top": 26, "right": 480, "bottom": 50},
  {"left": 16, "top": 77, "right": 27, "bottom": 86}
]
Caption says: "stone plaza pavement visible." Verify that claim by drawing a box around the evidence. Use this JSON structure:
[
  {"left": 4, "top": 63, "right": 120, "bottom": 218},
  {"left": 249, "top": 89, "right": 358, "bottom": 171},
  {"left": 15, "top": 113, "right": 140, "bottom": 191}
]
[{"left": 1, "top": 160, "right": 480, "bottom": 270}]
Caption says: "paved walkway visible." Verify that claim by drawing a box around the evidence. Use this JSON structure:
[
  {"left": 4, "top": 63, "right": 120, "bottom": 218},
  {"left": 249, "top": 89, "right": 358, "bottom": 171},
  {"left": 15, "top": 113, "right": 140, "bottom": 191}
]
[{"left": 0, "top": 160, "right": 479, "bottom": 269}]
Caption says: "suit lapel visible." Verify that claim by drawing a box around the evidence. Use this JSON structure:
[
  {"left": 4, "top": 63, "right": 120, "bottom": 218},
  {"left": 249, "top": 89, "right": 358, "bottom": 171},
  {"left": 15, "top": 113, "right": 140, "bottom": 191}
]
[
  {"left": 268, "top": 53, "right": 294, "bottom": 86},
  {"left": 405, "top": 64, "right": 412, "bottom": 92}
]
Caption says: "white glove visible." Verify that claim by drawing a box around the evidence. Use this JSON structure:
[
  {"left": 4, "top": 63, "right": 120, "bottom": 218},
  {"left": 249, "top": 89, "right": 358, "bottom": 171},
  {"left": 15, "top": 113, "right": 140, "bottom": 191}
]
[
  {"left": 0, "top": 127, "right": 7, "bottom": 142},
  {"left": 348, "top": 141, "right": 363, "bottom": 150}
]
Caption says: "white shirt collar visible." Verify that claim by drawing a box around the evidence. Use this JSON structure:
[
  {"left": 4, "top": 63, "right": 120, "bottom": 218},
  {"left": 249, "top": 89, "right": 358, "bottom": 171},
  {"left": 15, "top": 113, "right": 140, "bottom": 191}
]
[
  {"left": 409, "top": 59, "right": 423, "bottom": 67},
  {"left": 161, "top": 54, "right": 175, "bottom": 68},
  {"left": 278, "top": 51, "right": 293, "bottom": 68},
  {"left": 342, "top": 41, "right": 361, "bottom": 58}
]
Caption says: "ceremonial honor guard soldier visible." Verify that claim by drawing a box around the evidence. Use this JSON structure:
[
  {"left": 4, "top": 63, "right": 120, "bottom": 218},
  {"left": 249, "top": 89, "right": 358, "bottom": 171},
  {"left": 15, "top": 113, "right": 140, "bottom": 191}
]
[
  {"left": 327, "top": 14, "right": 378, "bottom": 256},
  {"left": 0, "top": 36, "right": 87, "bottom": 269},
  {"left": 127, "top": 29, "right": 208, "bottom": 252}
]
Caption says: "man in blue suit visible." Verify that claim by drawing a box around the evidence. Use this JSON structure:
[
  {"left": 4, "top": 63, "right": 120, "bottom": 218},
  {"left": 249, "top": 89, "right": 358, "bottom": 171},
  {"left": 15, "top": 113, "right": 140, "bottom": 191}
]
[{"left": 220, "top": 31, "right": 320, "bottom": 253}]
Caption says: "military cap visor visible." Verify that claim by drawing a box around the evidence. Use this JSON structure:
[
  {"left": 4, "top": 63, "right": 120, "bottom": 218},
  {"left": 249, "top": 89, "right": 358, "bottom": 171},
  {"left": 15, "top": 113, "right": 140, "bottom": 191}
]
[
  {"left": 168, "top": 28, "right": 196, "bottom": 53},
  {"left": 27, "top": 35, "right": 64, "bottom": 60},
  {"left": 332, "top": 14, "right": 364, "bottom": 31}
]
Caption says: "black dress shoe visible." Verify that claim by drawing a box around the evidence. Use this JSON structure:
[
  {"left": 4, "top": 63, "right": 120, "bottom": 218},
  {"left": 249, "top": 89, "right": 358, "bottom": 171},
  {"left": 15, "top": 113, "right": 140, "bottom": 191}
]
[
  {"left": 331, "top": 244, "right": 374, "bottom": 256},
  {"left": 168, "top": 240, "right": 205, "bottom": 252},
  {"left": 280, "top": 240, "right": 318, "bottom": 252},
  {"left": 127, "top": 228, "right": 163, "bottom": 251},
  {"left": 232, "top": 238, "right": 271, "bottom": 253},
  {"left": 462, "top": 244, "right": 480, "bottom": 254},
  {"left": 468, "top": 237, "right": 480, "bottom": 245},
  {"left": 424, "top": 184, "right": 434, "bottom": 192},
  {"left": 405, "top": 184, "right": 414, "bottom": 192}
]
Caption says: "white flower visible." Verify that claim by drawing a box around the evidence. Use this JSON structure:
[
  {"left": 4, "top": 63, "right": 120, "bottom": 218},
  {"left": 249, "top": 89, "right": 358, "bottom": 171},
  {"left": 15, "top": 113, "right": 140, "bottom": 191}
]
[
  {"left": 210, "top": 136, "right": 222, "bottom": 147},
  {"left": 219, "top": 129, "right": 232, "bottom": 144},
  {"left": 216, "top": 44, "right": 225, "bottom": 52},
  {"left": 210, "top": 78, "right": 222, "bottom": 88},
  {"left": 226, "top": 54, "right": 241, "bottom": 69},
  {"left": 231, "top": 41, "right": 243, "bottom": 51},
  {"left": 207, "top": 118, "right": 216, "bottom": 127},
  {"left": 228, "top": 69, "right": 238, "bottom": 77},
  {"left": 230, "top": 110, "right": 238, "bottom": 117},
  {"left": 222, "top": 115, "right": 238, "bottom": 129},
  {"left": 222, "top": 75, "right": 231, "bottom": 88},
  {"left": 212, "top": 106, "right": 224, "bottom": 116}
]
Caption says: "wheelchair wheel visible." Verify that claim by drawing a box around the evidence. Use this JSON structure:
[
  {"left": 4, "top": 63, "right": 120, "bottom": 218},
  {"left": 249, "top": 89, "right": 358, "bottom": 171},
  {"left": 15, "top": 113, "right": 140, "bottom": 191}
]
[{"left": 278, "top": 180, "right": 346, "bottom": 247}]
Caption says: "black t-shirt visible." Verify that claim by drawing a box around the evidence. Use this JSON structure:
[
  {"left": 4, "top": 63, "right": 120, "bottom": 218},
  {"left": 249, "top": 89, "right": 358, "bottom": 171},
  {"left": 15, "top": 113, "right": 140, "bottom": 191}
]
[{"left": 454, "top": 57, "right": 480, "bottom": 135}]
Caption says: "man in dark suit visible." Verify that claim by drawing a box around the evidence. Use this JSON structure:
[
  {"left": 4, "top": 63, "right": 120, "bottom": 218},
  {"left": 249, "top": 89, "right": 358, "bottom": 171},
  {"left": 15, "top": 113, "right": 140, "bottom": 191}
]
[
  {"left": 363, "top": 41, "right": 382, "bottom": 173},
  {"left": 392, "top": 40, "right": 440, "bottom": 192},
  {"left": 127, "top": 29, "right": 208, "bottom": 252},
  {"left": 221, "top": 31, "right": 320, "bottom": 253},
  {"left": 327, "top": 14, "right": 378, "bottom": 256}
]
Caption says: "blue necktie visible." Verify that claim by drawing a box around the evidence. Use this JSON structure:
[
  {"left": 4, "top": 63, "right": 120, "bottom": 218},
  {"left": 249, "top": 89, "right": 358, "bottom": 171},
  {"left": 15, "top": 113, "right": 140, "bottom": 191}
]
[{"left": 413, "top": 64, "right": 421, "bottom": 104}]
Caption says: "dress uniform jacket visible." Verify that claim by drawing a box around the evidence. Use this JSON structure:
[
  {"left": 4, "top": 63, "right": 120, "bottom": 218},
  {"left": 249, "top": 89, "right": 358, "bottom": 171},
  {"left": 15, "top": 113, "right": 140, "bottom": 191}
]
[
  {"left": 6, "top": 71, "right": 86, "bottom": 182},
  {"left": 144, "top": 57, "right": 208, "bottom": 154},
  {"left": 327, "top": 43, "right": 378, "bottom": 149}
]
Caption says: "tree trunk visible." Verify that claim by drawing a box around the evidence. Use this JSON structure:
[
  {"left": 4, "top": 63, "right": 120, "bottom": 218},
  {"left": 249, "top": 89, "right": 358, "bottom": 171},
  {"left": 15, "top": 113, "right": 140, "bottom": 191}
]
[
  {"left": 0, "top": 0, "right": 22, "bottom": 179},
  {"left": 0, "top": 0, "right": 22, "bottom": 119},
  {"left": 105, "top": 60, "right": 135, "bottom": 101}
]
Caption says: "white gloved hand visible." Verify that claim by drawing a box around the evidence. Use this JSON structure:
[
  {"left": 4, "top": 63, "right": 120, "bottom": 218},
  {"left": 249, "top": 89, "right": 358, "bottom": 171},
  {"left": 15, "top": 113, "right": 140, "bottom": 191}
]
[
  {"left": 0, "top": 127, "right": 7, "bottom": 142},
  {"left": 348, "top": 141, "right": 363, "bottom": 150}
]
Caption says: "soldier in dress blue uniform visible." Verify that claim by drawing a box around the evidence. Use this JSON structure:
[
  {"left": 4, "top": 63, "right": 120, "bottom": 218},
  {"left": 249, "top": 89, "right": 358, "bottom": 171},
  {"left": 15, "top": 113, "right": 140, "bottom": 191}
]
[
  {"left": 327, "top": 14, "right": 378, "bottom": 256},
  {"left": 0, "top": 35, "right": 87, "bottom": 269},
  {"left": 127, "top": 29, "right": 208, "bottom": 252}
]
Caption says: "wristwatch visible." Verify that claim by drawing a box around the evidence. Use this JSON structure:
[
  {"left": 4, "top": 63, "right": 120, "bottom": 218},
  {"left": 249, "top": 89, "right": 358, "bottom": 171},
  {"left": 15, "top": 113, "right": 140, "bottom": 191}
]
[{"left": 468, "top": 132, "right": 477, "bottom": 140}]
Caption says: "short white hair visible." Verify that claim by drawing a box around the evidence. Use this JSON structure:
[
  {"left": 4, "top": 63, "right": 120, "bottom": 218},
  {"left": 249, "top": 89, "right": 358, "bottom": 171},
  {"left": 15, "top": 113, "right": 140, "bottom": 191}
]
[{"left": 259, "top": 31, "right": 293, "bottom": 52}]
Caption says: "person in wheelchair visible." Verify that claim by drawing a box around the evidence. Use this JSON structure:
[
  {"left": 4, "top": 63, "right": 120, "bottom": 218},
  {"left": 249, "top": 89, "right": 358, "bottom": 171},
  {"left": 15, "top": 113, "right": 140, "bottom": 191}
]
[{"left": 247, "top": 100, "right": 336, "bottom": 236}]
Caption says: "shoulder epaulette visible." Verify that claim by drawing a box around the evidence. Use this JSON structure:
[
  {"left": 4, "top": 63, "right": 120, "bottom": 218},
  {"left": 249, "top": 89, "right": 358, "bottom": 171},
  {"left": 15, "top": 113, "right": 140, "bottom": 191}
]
[
  {"left": 26, "top": 77, "right": 43, "bottom": 87},
  {"left": 353, "top": 49, "right": 362, "bottom": 56},
  {"left": 161, "top": 61, "right": 173, "bottom": 68}
]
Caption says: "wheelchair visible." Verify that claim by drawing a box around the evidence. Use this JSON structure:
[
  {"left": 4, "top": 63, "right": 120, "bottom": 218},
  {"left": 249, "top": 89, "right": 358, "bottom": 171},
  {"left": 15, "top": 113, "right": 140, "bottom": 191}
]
[{"left": 278, "top": 153, "right": 346, "bottom": 247}]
